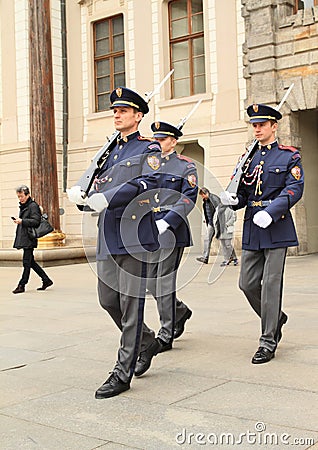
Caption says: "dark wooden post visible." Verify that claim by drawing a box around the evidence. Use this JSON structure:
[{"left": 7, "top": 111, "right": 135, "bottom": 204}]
[{"left": 29, "top": 0, "right": 61, "bottom": 233}]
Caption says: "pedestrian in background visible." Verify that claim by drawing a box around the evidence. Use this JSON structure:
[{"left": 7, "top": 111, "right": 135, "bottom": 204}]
[
  {"left": 12, "top": 185, "right": 53, "bottom": 294},
  {"left": 196, "top": 187, "right": 220, "bottom": 264},
  {"left": 213, "top": 202, "right": 238, "bottom": 266}
]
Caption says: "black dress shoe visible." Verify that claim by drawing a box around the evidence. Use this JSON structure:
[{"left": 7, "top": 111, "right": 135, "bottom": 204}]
[
  {"left": 134, "top": 338, "right": 162, "bottom": 377},
  {"left": 196, "top": 257, "right": 208, "bottom": 264},
  {"left": 95, "top": 372, "right": 130, "bottom": 399},
  {"left": 174, "top": 308, "right": 192, "bottom": 339},
  {"left": 275, "top": 313, "right": 288, "bottom": 343},
  {"left": 37, "top": 279, "right": 53, "bottom": 291},
  {"left": 12, "top": 285, "right": 25, "bottom": 294},
  {"left": 157, "top": 340, "right": 173, "bottom": 353},
  {"left": 251, "top": 347, "right": 275, "bottom": 364}
]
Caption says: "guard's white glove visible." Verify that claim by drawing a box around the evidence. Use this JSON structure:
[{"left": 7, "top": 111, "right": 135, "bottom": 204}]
[
  {"left": 66, "top": 185, "right": 87, "bottom": 205},
  {"left": 86, "top": 193, "right": 109, "bottom": 213},
  {"left": 220, "top": 191, "right": 239, "bottom": 206},
  {"left": 253, "top": 210, "right": 272, "bottom": 228},
  {"left": 155, "top": 219, "right": 169, "bottom": 235}
]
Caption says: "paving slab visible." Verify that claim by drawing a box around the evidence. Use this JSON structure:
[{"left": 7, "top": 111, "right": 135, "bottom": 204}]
[{"left": 0, "top": 254, "right": 317, "bottom": 449}]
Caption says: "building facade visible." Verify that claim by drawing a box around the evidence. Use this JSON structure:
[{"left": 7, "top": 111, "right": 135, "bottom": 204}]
[{"left": 0, "top": 0, "right": 317, "bottom": 256}]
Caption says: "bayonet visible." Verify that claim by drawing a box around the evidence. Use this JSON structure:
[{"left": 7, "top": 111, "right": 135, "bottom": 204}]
[{"left": 176, "top": 99, "right": 203, "bottom": 130}]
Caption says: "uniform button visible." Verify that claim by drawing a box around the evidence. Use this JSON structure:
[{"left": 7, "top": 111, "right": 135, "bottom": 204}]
[
  {"left": 262, "top": 151, "right": 266, "bottom": 155},
  {"left": 119, "top": 145, "right": 123, "bottom": 150},
  {"left": 172, "top": 177, "right": 175, "bottom": 182},
  {"left": 162, "top": 162, "right": 165, "bottom": 166},
  {"left": 281, "top": 215, "right": 285, "bottom": 219},
  {"left": 108, "top": 177, "right": 112, "bottom": 182},
  {"left": 166, "top": 156, "right": 170, "bottom": 160},
  {"left": 126, "top": 161, "right": 131, "bottom": 166},
  {"left": 276, "top": 168, "right": 280, "bottom": 172},
  {"left": 114, "top": 155, "right": 118, "bottom": 160},
  {"left": 260, "top": 161, "right": 264, "bottom": 165},
  {"left": 131, "top": 215, "right": 136, "bottom": 220}
]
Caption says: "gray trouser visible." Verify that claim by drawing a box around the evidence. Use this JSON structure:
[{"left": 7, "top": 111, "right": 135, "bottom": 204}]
[
  {"left": 97, "top": 254, "right": 155, "bottom": 383},
  {"left": 220, "top": 239, "right": 234, "bottom": 261},
  {"left": 203, "top": 225, "right": 214, "bottom": 260},
  {"left": 145, "top": 247, "right": 187, "bottom": 344},
  {"left": 239, "top": 248, "right": 287, "bottom": 352}
]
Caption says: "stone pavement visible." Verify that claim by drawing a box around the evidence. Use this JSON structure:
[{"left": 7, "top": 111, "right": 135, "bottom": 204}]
[{"left": 0, "top": 253, "right": 318, "bottom": 450}]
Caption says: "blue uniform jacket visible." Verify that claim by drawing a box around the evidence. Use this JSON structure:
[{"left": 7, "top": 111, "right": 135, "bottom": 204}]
[
  {"left": 88, "top": 131, "right": 162, "bottom": 258},
  {"left": 150, "top": 152, "right": 198, "bottom": 248},
  {"left": 235, "top": 141, "right": 304, "bottom": 250}
]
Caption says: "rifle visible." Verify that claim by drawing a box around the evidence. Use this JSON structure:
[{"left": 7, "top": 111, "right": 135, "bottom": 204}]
[
  {"left": 226, "top": 83, "right": 294, "bottom": 195},
  {"left": 76, "top": 70, "right": 174, "bottom": 196},
  {"left": 176, "top": 99, "right": 202, "bottom": 130}
]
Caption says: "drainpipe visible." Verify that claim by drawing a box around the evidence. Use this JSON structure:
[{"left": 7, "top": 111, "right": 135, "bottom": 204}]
[{"left": 61, "top": 0, "right": 68, "bottom": 192}]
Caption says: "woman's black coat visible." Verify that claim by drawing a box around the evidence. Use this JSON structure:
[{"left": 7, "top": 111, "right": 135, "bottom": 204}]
[{"left": 13, "top": 197, "right": 41, "bottom": 249}]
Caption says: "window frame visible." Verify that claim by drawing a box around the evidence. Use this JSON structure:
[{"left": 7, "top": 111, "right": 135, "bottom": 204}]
[
  {"left": 168, "top": 0, "right": 206, "bottom": 98},
  {"left": 93, "top": 14, "right": 125, "bottom": 113},
  {"left": 294, "top": 0, "right": 318, "bottom": 13}
]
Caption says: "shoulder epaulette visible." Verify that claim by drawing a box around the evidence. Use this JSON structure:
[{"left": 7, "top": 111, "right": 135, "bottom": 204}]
[
  {"left": 138, "top": 136, "right": 155, "bottom": 142},
  {"left": 278, "top": 145, "right": 298, "bottom": 152},
  {"left": 177, "top": 154, "right": 193, "bottom": 163}
]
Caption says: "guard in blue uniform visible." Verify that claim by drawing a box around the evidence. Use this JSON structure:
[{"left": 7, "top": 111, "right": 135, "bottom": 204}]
[
  {"left": 221, "top": 104, "right": 304, "bottom": 364},
  {"left": 134, "top": 121, "right": 198, "bottom": 377},
  {"left": 67, "top": 87, "right": 162, "bottom": 398}
]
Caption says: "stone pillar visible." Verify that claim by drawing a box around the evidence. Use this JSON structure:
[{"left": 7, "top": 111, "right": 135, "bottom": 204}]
[{"left": 29, "top": 0, "right": 65, "bottom": 247}]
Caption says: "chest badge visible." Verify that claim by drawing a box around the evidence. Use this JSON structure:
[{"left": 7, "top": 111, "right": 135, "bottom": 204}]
[{"left": 147, "top": 155, "right": 160, "bottom": 170}]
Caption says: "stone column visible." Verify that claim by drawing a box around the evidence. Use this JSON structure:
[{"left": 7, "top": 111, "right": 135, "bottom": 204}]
[{"left": 29, "top": 0, "right": 65, "bottom": 247}]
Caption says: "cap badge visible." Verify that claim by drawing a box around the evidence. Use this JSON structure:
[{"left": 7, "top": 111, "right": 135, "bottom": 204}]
[
  {"left": 253, "top": 104, "right": 259, "bottom": 113},
  {"left": 116, "top": 87, "right": 122, "bottom": 98},
  {"left": 155, "top": 122, "right": 160, "bottom": 130}
]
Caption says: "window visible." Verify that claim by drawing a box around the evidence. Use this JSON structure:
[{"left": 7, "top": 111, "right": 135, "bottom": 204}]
[
  {"left": 169, "top": 0, "right": 206, "bottom": 98},
  {"left": 93, "top": 15, "right": 125, "bottom": 112},
  {"left": 294, "top": 0, "right": 318, "bottom": 13}
]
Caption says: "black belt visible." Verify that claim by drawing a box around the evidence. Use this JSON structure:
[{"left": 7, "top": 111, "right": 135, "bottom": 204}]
[
  {"left": 152, "top": 205, "right": 174, "bottom": 213},
  {"left": 248, "top": 200, "right": 272, "bottom": 207}
]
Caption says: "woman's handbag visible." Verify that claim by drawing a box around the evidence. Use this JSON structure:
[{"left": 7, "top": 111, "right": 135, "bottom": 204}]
[{"left": 28, "top": 213, "right": 54, "bottom": 239}]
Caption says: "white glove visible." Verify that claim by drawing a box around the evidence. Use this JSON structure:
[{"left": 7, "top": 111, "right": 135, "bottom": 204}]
[
  {"left": 220, "top": 191, "right": 239, "bottom": 206},
  {"left": 66, "top": 185, "right": 87, "bottom": 205},
  {"left": 155, "top": 219, "right": 169, "bottom": 235},
  {"left": 253, "top": 210, "right": 272, "bottom": 228},
  {"left": 86, "top": 193, "right": 109, "bottom": 213}
]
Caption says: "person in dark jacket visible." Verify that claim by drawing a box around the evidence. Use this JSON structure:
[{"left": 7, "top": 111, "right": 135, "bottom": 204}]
[
  {"left": 196, "top": 187, "right": 220, "bottom": 264},
  {"left": 12, "top": 185, "right": 53, "bottom": 294}
]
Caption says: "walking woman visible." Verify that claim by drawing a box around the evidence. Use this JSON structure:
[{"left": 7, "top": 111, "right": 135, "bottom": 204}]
[{"left": 12, "top": 185, "right": 53, "bottom": 294}]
